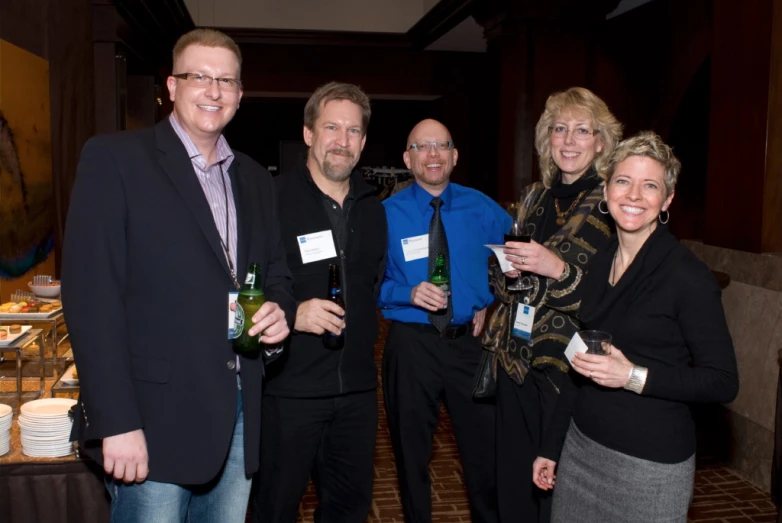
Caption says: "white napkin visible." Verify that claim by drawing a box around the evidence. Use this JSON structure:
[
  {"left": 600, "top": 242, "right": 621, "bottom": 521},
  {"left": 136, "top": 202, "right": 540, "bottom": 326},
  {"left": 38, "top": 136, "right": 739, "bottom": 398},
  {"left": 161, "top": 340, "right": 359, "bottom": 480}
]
[{"left": 485, "top": 244, "right": 517, "bottom": 274}]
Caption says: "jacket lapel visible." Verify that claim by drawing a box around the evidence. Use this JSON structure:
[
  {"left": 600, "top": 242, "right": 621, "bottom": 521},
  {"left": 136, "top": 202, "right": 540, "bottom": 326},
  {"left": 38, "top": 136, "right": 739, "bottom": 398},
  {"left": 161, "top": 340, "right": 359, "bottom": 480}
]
[
  {"left": 154, "top": 120, "right": 233, "bottom": 279},
  {"left": 228, "top": 158, "right": 251, "bottom": 284}
]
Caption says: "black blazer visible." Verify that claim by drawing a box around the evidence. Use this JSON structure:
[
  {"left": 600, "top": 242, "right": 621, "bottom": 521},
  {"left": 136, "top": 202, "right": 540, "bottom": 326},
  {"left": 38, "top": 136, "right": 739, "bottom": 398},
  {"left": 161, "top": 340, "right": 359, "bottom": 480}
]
[{"left": 61, "top": 119, "right": 295, "bottom": 484}]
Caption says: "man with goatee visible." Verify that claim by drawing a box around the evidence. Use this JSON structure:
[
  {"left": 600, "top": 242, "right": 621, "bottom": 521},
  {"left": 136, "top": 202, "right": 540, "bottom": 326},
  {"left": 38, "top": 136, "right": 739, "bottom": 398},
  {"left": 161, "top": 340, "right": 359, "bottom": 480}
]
[{"left": 252, "top": 82, "right": 387, "bottom": 523}]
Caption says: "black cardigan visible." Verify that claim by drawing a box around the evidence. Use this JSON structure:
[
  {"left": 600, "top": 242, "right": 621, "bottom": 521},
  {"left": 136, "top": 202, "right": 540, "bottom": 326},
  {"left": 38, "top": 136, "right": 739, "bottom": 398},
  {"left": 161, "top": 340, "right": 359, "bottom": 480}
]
[{"left": 544, "top": 224, "right": 739, "bottom": 464}]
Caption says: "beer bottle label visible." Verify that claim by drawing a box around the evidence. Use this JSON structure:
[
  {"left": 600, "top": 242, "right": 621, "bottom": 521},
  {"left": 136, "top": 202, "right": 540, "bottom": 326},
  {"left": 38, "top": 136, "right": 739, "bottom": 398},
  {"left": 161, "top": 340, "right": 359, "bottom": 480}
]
[
  {"left": 244, "top": 272, "right": 255, "bottom": 286},
  {"left": 234, "top": 303, "right": 245, "bottom": 338}
]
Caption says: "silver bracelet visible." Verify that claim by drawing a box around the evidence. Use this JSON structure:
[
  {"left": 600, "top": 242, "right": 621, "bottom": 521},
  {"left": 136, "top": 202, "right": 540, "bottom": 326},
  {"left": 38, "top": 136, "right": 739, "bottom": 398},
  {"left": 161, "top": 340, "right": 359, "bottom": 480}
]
[{"left": 624, "top": 365, "right": 648, "bottom": 394}]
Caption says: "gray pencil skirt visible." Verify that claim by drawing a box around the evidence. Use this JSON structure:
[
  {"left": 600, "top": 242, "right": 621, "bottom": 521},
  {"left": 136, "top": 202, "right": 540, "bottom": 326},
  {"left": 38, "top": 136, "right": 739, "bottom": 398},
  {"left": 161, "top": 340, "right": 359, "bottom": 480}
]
[{"left": 551, "top": 422, "right": 695, "bottom": 523}]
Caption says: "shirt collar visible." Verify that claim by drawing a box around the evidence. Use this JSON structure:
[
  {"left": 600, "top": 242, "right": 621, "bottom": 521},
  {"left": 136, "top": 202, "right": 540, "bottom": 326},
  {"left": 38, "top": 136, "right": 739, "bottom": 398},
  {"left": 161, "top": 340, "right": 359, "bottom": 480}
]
[
  {"left": 412, "top": 180, "right": 452, "bottom": 215},
  {"left": 168, "top": 113, "right": 235, "bottom": 173}
]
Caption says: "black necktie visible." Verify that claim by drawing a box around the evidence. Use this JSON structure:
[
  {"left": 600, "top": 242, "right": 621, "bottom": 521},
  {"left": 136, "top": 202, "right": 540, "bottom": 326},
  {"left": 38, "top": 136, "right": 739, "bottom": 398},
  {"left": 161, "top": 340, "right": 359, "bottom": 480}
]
[{"left": 428, "top": 197, "right": 452, "bottom": 331}]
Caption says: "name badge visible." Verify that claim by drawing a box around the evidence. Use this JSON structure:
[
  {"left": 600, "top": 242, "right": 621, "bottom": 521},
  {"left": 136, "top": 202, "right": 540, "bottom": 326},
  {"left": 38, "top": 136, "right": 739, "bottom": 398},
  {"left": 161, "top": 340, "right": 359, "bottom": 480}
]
[
  {"left": 401, "top": 234, "right": 429, "bottom": 262},
  {"left": 564, "top": 332, "right": 588, "bottom": 365},
  {"left": 512, "top": 303, "right": 536, "bottom": 341},
  {"left": 297, "top": 230, "right": 338, "bottom": 264},
  {"left": 228, "top": 291, "right": 239, "bottom": 340}
]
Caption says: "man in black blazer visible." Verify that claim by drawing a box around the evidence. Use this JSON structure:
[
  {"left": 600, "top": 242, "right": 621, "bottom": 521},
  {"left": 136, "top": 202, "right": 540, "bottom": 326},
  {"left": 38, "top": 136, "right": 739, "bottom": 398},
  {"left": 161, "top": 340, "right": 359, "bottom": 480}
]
[{"left": 61, "top": 29, "right": 294, "bottom": 522}]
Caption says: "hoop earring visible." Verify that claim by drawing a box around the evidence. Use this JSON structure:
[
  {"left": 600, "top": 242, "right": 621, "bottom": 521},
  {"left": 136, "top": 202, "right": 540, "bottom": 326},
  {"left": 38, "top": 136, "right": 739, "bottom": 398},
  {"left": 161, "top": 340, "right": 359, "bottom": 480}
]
[
  {"left": 659, "top": 210, "right": 670, "bottom": 224},
  {"left": 598, "top": 200, "right": 610, "bottom": 215}
]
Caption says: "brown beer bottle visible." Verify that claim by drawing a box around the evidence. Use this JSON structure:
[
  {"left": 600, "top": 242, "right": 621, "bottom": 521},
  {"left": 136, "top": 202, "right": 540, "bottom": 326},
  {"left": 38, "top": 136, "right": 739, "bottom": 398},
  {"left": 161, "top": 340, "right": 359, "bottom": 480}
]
[{"left": 323, "top": 264, "right": 345, "bottom": 350}]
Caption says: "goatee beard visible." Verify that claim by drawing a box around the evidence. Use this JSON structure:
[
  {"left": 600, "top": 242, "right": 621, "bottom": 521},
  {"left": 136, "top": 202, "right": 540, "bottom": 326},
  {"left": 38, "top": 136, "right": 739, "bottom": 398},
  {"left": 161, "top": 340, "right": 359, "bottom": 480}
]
[{"left": 323, "top": 149, "right": 356, "bottom": 182}]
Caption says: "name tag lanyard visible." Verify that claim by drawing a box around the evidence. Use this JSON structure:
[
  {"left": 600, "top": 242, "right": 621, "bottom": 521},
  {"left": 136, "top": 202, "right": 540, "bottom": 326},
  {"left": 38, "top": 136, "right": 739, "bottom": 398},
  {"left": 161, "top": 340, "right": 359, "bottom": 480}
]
[{"left": 218, "top": 165, "right": 241, "bottom": 290}]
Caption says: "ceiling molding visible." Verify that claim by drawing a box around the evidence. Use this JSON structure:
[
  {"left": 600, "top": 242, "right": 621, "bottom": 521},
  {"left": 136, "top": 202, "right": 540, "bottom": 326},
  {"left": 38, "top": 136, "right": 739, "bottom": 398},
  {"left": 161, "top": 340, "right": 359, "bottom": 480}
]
[
  {"left": 406, "top": 0, "right": 476, "bottom": 50},
  {"left": 220, "top": 27, "right": 412, "bottom": 48}
]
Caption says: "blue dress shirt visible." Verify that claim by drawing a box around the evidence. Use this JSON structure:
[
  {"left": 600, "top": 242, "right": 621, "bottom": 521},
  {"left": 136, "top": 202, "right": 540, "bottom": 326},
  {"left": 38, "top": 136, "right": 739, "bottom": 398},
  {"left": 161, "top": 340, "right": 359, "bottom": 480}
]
[{"left": 379, "top": 181, "right": 512, "bottom": 325}]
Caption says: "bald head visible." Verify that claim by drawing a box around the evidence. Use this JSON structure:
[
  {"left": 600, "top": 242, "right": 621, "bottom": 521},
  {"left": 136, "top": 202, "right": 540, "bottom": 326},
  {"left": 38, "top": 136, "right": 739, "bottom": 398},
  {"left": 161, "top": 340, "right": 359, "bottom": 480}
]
[
  {"left": 407, "top": 119, "right": 452, "bottom": 147},
  {"left": 403, "top": 119, "right": 458, "bottom": 196}
]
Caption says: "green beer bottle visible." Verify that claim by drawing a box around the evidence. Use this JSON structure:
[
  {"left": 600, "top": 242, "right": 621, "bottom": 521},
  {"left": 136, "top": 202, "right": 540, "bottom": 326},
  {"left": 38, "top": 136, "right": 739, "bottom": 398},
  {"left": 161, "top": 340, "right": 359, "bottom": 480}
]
[
  {"left": 233, "top": 263, "right": 266, "bottom": 353},
  {"left": 430, "top": 254, "right": 449, "bottom": 314}
]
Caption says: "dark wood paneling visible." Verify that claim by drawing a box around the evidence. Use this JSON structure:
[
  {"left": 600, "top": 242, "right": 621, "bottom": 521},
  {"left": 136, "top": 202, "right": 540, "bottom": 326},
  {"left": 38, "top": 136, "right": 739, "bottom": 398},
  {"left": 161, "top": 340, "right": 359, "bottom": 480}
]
[
  {"left": 0, "top": 0, "right": 46, "bottom": 57},
  {"left": 47, "top": 0, "right": 96, "bottom": 275},
  {"left": 225, "top": 28, "right": 410, "bottom": 48},
  {"left": 705, "top": 0, "right": 774, "bottom": 252},
  {"left": 237, "top": 44, "right": 486, "bottom": 98},
  {"left": 762, "top": 0, "right": 782, "bottom": 253}
]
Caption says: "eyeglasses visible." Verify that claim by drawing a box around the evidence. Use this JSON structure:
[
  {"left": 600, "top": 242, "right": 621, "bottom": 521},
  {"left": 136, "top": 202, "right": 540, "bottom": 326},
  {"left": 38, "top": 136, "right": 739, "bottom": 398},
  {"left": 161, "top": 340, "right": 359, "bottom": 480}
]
[
  {"left": 172, "top": 73, "right": 243, "bottom": 93},
  {"left": 549, "top": 125, "right": 598, "bottom": 141},
  {"left": 407, "top": 141, "right": 454, "bottom": 153}
]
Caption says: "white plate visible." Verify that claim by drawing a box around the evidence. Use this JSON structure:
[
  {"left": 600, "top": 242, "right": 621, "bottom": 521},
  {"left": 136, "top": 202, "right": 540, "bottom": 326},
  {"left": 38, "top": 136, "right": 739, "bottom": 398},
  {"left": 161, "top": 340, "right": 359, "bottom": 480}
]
[
  {"left": 0, "top": 404, "right": 12, "bottom": 418},
  {"left": 21, "top": 442, "right": 73, "bottom": 450},
  {"left": 19, "top": 419, "right": 72, "bottom": 428},
  {"left": 20, "top": 398, "right": 76, "bottom": 418},
  {"left": 60, "top": 365, "right": 79, "bottom": 385},
  {"left": 0, "top": 307, "right": 62, "bottom": 320},
  {"left": 19, "top": 415, "right": 71, "bottom": 424},
  {"left": 19, "top": 423, "right": 71, "bottom": 433},
  {"left": 0, "top": 325, "right": 33, "bottom": 347},
  {"left": 23, "top": 448, "right": 74, "bottom": 458},
  {"left": 21, "top": 433, "right": 71, "bottom": 442}
]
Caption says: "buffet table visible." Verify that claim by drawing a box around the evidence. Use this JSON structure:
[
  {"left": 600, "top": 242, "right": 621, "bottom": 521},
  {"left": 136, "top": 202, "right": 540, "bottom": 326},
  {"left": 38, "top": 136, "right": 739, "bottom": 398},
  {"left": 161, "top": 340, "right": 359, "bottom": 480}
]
[
  {"left": 0, "top": 386, "right": 110, "bottom": 522},
  {"left": 0, "top": 309, "right": 67, "bottom": 374}
]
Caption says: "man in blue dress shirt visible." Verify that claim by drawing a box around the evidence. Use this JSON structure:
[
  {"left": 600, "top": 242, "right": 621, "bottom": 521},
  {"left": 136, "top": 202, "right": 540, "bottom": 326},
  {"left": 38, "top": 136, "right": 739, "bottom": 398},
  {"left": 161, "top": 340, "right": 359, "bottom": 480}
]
[{"left": 379, "top": 119, "right": 511, "bottom": 523}]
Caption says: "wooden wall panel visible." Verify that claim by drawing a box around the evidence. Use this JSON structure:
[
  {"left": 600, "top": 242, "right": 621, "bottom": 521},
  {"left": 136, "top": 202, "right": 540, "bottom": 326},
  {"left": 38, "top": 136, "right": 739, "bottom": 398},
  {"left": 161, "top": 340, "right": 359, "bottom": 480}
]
[
  {"left": 47, "top": 0, "right": 95, "bottom": 274},
  {"left": 705, "top": 0, "right": 774, "bottom": 252},
  {"left": 762, "top": 0, "right": 782, "bottom": 253}
]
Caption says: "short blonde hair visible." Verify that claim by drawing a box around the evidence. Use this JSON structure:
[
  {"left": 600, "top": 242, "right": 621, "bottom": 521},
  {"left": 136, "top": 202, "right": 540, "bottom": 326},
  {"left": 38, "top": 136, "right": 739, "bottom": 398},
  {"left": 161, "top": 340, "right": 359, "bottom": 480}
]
[
  {"left": 172, "top": 29, "right": 242, "bottom": 75},
  {"left": 606, "top": 131, "right": 681, "bottom": 197},
  {"left": 534, "top": 87, "right": 623, "bottom": 188}
]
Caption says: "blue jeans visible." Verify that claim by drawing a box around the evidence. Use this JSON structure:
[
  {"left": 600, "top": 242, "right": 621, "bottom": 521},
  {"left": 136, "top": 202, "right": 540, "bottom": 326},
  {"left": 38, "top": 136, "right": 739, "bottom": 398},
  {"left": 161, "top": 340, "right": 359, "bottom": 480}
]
[{"left": 106, "top": 386, "right": 251, "bottom": 523}]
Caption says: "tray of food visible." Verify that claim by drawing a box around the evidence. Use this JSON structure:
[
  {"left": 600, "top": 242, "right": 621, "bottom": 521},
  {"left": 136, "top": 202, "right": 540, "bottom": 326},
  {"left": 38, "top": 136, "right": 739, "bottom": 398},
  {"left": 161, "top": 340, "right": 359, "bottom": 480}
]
[
  {"left": 0, "top": 324, "right": 33, "bottom": 347},
  {"left": 0, "top": 300, "right": 62, "bottom": 319}
]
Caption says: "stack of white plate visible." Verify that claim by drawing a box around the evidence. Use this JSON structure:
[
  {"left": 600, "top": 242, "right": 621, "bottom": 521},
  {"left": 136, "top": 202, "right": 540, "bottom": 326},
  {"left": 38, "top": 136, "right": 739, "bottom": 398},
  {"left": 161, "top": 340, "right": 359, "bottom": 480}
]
[
  {"left": 19, "top": 398, "right": 76, "bottom": 457},
  {"left": 0, "top": 404, "right": 11, "bottom": 456}
]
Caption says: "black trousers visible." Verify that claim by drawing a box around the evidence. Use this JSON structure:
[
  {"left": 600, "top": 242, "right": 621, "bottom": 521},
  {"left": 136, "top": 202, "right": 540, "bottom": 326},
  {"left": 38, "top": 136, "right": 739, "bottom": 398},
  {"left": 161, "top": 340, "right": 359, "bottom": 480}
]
[
  {"left": 251, "top": 390, "right": 378, "bottom": 523},
  {"left": 496, "top": 369, "right": 559, "bottom": 523},
  {"left": 382, "top": 321, "right": 498, "bottom": 523}
]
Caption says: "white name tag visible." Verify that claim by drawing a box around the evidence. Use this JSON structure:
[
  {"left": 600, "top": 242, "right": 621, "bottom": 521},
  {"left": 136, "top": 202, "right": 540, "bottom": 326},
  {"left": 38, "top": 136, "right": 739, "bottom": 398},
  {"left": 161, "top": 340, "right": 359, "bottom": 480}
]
[
  {"left": 512, "top": 303, "right": 536, "bottom": 340},
  {"left": 228, "top": 291, "right": 238, "bottom": 340},
  {"left": 297, "top": 230, "right": 338, "bottom": 264},
  {"left": 564, "top": 332, "right": 588, "bottom": 365},
  {"left": 401, "top": 234, "right": 429, "bottom": 262}
]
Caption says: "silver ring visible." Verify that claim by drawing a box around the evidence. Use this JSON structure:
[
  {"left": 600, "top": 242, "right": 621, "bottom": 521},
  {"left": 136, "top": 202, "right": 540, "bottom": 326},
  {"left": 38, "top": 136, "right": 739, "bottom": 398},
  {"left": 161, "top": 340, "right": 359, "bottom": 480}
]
[
  {"left": 521, "top": 256, "right": 527, "bottom": 265},
  {"left": 589, "top": 371, "right": 593, "bottom": 378}
]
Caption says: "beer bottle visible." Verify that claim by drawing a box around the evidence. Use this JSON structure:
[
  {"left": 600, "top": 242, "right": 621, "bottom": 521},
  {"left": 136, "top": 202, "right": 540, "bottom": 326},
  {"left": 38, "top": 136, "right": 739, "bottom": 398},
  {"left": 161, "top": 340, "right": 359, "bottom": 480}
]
[
  {"left": 430, "top": 254, "right": 449, "bottom": 313},
  {"left": 323, "top": 264, "right": 345, "bottom": 350},
  {"left": 233, "top": 263, "right": 266, "bottom": 353}
]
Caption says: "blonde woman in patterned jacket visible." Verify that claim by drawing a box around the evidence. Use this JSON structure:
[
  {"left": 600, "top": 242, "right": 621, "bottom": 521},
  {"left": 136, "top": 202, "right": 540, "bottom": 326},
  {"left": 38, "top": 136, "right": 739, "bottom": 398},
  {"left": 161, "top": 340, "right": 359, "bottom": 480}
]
[{"left": 482, "top": 87, "right": 621, "bottom": 522}]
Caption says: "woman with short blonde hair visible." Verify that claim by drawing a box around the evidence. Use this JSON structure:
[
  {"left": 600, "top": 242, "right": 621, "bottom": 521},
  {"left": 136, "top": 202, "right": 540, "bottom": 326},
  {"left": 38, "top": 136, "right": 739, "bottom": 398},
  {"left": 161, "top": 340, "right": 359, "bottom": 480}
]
[{"left": 533, "top": 131, "right": 738, "bottom": 522}]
